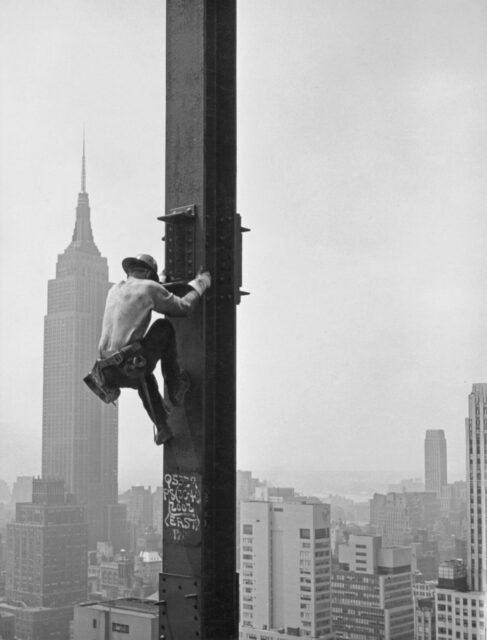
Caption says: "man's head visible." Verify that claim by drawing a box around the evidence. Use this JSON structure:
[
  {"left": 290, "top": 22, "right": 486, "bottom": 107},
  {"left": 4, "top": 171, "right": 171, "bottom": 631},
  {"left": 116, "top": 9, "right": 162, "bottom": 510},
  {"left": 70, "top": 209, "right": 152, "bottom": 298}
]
[{"left": 121, "top": 253, "right": 159, "bottom": 282}]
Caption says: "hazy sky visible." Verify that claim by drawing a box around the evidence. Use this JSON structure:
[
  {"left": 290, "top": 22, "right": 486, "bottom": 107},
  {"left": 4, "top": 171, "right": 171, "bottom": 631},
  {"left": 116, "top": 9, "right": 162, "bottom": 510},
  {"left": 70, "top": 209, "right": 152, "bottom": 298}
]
[{"left": 1, "top": 0, "right": 486, "bottom": 492}]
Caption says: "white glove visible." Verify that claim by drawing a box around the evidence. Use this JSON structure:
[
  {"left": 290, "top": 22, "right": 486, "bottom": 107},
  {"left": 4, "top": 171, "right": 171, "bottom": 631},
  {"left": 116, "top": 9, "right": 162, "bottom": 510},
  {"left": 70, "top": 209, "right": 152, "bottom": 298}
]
[{"left": 188, "top": 269, "right": 211, "bottom": 296}]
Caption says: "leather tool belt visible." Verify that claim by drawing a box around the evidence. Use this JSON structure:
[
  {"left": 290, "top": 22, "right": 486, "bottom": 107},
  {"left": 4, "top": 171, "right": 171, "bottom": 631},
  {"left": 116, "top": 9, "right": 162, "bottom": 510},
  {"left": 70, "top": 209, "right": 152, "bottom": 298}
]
[{"left": 84, "top": 342, "right": 147, "bottom": 404}]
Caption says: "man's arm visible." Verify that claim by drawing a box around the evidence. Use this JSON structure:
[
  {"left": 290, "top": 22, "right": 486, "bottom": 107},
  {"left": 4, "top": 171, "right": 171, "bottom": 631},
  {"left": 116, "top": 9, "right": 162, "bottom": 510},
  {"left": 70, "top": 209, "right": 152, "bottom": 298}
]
[{"left": 152, "top": 271, "right": 211, "bottom": 317}]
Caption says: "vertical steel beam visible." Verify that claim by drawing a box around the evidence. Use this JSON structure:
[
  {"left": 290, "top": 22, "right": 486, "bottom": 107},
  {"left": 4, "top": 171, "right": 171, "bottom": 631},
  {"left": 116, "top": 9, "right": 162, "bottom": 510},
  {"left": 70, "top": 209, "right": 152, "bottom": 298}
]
[{"left": 159, "top": 1, "right": 237, "bottom": 639}]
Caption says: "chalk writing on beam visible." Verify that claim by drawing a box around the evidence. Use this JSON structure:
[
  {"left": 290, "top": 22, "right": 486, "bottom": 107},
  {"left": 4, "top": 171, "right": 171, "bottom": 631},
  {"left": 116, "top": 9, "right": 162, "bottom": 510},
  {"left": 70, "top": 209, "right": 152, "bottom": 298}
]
[{"left": 163, "top": 472, "right": 202, "bottom": 541}]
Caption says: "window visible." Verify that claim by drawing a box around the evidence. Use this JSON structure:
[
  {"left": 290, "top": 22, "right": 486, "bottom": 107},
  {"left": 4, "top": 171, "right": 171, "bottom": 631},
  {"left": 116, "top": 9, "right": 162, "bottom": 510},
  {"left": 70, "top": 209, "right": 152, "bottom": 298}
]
[
  {"left": 300, "top": 528, "right": 310, "bottom": 539},
  {"left": 92, "top": 619, "right": 97, "bottom": 628},
  {"left": 112, "top": 622, "right": 129, "bottom": 633},
  {"left": 315, "top": 528, "right": 329, "bottom": 538},
  {"left": 243, "top": 524, "right": 253, "bottom": 534}
]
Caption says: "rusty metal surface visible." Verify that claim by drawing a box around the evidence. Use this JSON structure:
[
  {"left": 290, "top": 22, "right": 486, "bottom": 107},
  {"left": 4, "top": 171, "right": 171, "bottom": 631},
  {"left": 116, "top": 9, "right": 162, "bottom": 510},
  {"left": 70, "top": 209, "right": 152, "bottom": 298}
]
[{"left": 160, "top": 1, "right": 238, "bottom": 638}]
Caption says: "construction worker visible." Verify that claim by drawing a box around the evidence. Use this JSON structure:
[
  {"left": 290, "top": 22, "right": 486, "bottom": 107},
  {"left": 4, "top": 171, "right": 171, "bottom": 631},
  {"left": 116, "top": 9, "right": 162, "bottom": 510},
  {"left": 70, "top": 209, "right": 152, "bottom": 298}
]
[{"left": 85, "top": 253, "right": 211, "bottom": 445}]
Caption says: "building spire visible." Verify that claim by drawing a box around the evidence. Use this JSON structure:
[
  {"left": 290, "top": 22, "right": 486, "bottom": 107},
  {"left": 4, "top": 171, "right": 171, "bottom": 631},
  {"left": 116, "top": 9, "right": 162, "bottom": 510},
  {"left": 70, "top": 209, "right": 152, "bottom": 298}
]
[
  {"left": 81, "top": 129, "right": 86, "bottom": 193},
  {"left": 65, "top": 133, "right": 100, "bottom": 256}
]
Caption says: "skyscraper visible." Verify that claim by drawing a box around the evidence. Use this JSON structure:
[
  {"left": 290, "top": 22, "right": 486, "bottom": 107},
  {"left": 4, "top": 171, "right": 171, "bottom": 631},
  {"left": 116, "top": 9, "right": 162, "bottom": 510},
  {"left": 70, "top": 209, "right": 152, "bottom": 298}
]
[
  {"left": 466, "top": 383, "right": 487, "bottom": 592},
  {"left": 41, "top": 141, "right": 118, "bottom": 546},
  {"left": 3, "top": 478, "right": 87, "bottom": 640},
  {"left": 240, "top": 499, "right": 333, "bottom": 640},
  {"left": 6, "top": 479, "right": 87, "bottom": 608},
  {"left": 433, "top": 384, "right": 487, "bottom": 640},
  {"left": 424, "top": 429, "right": 448, "bottom": 496}
]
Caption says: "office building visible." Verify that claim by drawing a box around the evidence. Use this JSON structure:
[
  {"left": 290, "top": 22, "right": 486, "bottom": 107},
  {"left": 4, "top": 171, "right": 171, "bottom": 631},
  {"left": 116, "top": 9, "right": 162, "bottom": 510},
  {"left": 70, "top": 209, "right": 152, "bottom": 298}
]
[
  {"left": 41, "top": 142, "right": 118, "bottom": 547},
  {"left": 434, "top": 559, "right": 486, "bottom": 640},
  {"left": 424, "top": 430, "right": 448, "bottom": 497},
  {"left": 3, "top": 478, "right": 88, "bottom": 639},
  {"left": 240, "top": 499, "right": 333, "bottom": 640},
  {"left": 415, "top": 598, "right": 435, "bottom": 640},
  {"left": 332, "top": 534, "right": 414, "bottom": 640},
  {"left": 433, "top": 384, "right": 487, "bottom": 640},
  {"left": 369, "top": 492, "right": 439, "bottom": 546},
  {"left": 466, "top": 384, "right": 487, "bottom": 592},
  {"left": 6, "top": 478, "right": 87, "bottom": 607}
]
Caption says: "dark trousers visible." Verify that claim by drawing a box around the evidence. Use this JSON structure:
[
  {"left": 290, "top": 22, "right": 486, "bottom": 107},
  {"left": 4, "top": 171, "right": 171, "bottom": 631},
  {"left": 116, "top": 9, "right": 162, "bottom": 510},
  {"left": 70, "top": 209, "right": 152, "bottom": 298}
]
[{"left": 103, "top": 319, "right": 179, "bottom": 426}]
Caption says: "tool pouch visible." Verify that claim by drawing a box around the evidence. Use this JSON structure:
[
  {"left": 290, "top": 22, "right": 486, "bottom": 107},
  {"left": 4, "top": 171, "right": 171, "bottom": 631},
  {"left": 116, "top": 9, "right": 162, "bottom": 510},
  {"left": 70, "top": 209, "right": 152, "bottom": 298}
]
[{"left": 83, "top": 361, "right": 121, "bottom": 404}]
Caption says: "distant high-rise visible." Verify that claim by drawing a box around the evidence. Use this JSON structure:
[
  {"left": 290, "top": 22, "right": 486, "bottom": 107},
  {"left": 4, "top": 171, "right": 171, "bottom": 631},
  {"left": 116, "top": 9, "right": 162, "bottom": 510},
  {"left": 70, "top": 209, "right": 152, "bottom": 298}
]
[
  {"left": 41, "top": 141, "right": 118, "bottom": 546},
  {"left": 424, "top": 429, "right": 448, "bottom": 496},
  {"left": 3, "top": 478, "right": 87, "bottom": 640},
  {"left": 6, "top": 478, "right": 87, "bottom": 607},
  {"left": 432, "top": 385, "right": 487, "bottom": 640},
  {"left": 239, "top": 500, "right": 333, "bottom": 640},
  {"left": 369, "top": 491, "right": 439, "bottom": 546},
  {"left": 466, "top": 383, "right": 487, "bottom": 592}
]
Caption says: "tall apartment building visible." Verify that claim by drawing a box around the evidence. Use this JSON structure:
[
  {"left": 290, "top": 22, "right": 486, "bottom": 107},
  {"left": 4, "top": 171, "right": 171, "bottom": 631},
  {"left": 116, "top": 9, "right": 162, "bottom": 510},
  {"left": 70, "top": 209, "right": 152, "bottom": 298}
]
[
  {"left": 41, "top": 143, "right": 119, "bottom": 547},
  {"left": 2, "top": 478, "right": 88, "bottom": 639},
  {"left": 332, "top": 534, "right": 414, "bottom": 640},
  {"left": 424, "top": 430, "right": 448, "bottom": 496},
  {"left": 239, "top": 500, "right": 333, "bottom": 640},
  {"left": 369, "top": 492, "right": 439, "bottom": 546}
]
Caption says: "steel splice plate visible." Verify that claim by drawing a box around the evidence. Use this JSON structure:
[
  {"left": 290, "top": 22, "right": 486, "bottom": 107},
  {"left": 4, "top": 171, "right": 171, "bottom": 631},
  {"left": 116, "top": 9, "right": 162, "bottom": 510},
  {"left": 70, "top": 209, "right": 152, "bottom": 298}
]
[{"left": 159, "top": 572, "right": 201, "bottom": 639}]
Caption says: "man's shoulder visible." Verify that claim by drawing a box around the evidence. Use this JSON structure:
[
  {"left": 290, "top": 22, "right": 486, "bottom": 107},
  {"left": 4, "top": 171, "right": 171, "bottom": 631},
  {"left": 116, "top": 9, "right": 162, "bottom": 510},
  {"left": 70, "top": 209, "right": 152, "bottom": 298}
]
[{"left": 127, "top": 278, "right": 171, "bottom": 298}]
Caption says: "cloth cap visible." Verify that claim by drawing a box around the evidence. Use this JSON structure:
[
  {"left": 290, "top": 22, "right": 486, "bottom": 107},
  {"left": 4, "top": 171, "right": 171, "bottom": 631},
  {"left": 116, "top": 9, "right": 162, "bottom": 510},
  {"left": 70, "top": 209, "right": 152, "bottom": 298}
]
[{"left": 122, "top": 253, "right": 159, "bottom": 282}]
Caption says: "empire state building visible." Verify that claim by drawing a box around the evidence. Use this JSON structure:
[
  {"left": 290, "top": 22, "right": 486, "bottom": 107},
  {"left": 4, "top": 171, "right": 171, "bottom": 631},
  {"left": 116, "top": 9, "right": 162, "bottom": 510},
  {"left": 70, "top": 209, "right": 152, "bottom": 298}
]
[{"left": 42, "top": 142, "right": 122, "bottom": 547}]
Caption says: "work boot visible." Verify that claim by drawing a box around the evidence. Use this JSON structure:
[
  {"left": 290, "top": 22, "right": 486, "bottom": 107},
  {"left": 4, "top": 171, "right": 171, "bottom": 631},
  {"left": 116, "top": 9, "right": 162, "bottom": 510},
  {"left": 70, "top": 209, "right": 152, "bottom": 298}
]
[
  {"left": 166, "top": 369, "right": 191, "bottom": 407},
  {"left": 154, "top": 420, "right": 173, "bottom": 446}
]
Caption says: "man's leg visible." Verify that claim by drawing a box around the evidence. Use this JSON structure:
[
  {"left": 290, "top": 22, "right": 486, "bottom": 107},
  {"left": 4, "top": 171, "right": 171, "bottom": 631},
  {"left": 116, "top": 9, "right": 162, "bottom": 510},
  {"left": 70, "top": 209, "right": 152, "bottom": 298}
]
[
  {"left": 142, "top": 319, "right": 190, "bottom": 406},
  {"left": 137, "top": 373, "right": 172, "bottom": 445}
]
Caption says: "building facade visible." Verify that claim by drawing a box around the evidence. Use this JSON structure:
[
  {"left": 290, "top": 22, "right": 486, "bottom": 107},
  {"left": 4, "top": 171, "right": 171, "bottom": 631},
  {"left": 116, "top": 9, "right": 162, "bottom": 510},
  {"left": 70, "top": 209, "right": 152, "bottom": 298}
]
[
  {"left": 239, "top": 500, "right": 333, "bottom": 640},
  {"left": 332, "top": 534, "right": 414, "bottom": 640},
  {"left": 466, "top": 384, "right": 487, "bottom": 592},
  {"left": 433, "top": 384, "right": 487, "bottom": 640},
  {"left": 435, "top": 560, "right": 485, "bottom": 640},
  {"left": 370, "top": 492, "right": 440, "bottom": 546},
  {"left": 3, "top": 478, "right": 88, "bottom": 640},
  {"left": 415, "top": 598, "right": 435, "bottom": 640},
  {"left": 424, "top": 430, "right": 448, "bottom": 497},
  {"left": 73, "top": 598, "right": 159, "bottom": 640},
  {"left": 41, "top": 144, "right": 119, "bottom": 547},
  {"left": 5, "top": 478, "right": 87, "bottom": 608}
]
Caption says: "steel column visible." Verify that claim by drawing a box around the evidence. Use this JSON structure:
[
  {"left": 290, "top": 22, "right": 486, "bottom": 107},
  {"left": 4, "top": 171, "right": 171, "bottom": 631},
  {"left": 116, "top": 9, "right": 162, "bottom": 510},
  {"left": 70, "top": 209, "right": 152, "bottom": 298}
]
[{"left": 159, "top": 2, "right": 238, "bottom": 639}]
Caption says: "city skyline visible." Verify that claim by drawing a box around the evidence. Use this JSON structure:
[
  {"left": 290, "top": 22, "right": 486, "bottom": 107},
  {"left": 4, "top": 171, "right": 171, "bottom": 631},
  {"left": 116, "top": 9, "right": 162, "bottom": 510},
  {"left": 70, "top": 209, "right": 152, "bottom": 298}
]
[{"left": 2, "top": 1, "right": 487, "bottom": 489}]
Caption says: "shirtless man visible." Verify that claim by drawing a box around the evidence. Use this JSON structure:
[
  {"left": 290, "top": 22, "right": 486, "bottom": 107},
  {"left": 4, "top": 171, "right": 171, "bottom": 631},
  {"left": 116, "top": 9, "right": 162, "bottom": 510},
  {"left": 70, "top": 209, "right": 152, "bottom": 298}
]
[{"left": 92, "top": 253, "right": 210, "bottom": 445}]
